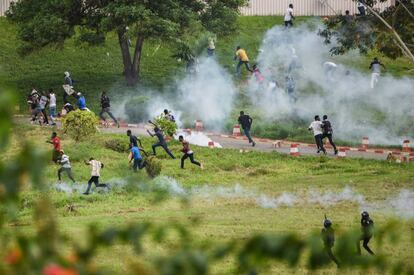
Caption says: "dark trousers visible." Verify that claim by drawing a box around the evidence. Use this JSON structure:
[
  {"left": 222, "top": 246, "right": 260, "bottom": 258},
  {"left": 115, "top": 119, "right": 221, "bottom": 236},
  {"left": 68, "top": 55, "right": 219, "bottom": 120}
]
[
  {"left": 133, "top": 158, "right": 146, "bottom": 171},
  {"left": 323, "top": 133, "right": 337, "bottom": 151},
  {"left": 58, "top": 167, "right": 75, "bottom": 183},
  {"left": 85, "top": 176, "right": 107, "bottom": 193},
  {"left": 357, "top": 236, "right": 374, "bottom": 255},
  {"left": 236, "top": 61, "right": 251, "bottom": 76},
  {"left": 99, "top": 107, "right": 118, "bottom": 123},
  {"left": 181, "top": 153, "right": 201, "bottom": 169},
  {"left": 315, "top": 134, "right": 326, "bottom": 153},
  {"left": 243, "top": 128, "right": 254, "bottom": 143},
  {"left": 152, "top": 142, "right": 175, "bottom": 159},
  {"left": 324, "top": 247, "right": 340, "bottom": 267},
  {"left": 284, "top": 20, "right": 293, "bottom": 28},
  {"left": 41, "top": 109, "right": 49, "bottom": 124}
]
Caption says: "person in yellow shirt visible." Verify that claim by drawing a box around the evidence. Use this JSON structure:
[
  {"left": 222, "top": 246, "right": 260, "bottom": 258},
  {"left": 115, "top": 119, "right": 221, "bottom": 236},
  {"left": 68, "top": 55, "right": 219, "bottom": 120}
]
[{"left": 234, "top": 46, "right": 252, "bottom": 77}]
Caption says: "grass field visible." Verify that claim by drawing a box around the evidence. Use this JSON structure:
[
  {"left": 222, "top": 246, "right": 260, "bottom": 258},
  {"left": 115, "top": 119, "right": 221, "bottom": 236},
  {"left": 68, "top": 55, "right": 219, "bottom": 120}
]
[{"left": 3, "top": 123, "right": 413, "bottom": 273}]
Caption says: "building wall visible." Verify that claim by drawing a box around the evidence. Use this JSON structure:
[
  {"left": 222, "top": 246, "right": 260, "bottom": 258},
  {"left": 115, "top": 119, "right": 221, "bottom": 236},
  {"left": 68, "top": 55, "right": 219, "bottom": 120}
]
[
  {"left": 0, "top": 0, "right": 13, "bottom": 16},
  {"left": 240, "top": 0, "right": 395, "bottom": 16}
]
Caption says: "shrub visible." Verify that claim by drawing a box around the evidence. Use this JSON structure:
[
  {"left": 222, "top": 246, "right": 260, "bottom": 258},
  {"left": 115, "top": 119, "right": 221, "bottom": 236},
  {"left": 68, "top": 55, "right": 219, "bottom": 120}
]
[
  {"left": 62, "top": 110, "right": 99, "bottom": 141},
  {"left": 105, "top": 139, "right": 130, "bottom": 153},
  {"left": 153, "top": 116, "right": 177, "bottom": 137},
  {"left": 124, "top": 96, "right": 149, "bottom": 123},
  {"left": 145, "top": 156, "right": 162, "bottom": 178}
]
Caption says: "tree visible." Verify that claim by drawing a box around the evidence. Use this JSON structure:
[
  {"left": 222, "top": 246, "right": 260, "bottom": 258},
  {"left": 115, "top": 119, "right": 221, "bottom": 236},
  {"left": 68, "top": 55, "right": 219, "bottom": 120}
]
[
  {"left": 320, "top": 0, "right": 414, "bottom": 63},
  {"left": 7, "top": 0, "right": 247, "bottom": 86}
]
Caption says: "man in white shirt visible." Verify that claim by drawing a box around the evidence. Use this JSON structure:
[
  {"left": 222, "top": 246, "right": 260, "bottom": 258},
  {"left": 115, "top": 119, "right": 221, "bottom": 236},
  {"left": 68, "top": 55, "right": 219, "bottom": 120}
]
[
  {"left": 308, "top": 115, "right": 326, "bottom": 154},
  {"left": 284, "top": 4, "right": 295, "bottom": 28},
  {"left": 48, "top": 89, "right": 57, "bottom": 126},
  {"left": 57, "top": 151, "right": 76, "bottom": 183},
  {"left": 83, "top": 158, "right": 109, "bottom": 195}
]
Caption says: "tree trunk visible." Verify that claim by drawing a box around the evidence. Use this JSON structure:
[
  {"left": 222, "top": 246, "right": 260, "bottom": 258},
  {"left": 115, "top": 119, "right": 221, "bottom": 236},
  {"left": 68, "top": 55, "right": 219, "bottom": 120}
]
[
  {"left": 132, "top": 36, "right": 145, "bottom": 82},
  {"left": 117, "top": 30, "right": 139, "bottom": 86}
]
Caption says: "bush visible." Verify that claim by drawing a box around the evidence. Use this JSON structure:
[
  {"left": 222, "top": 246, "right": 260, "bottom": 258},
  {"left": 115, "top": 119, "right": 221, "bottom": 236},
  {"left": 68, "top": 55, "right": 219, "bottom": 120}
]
[
  {"left": 153, "top": 116, "right": 177, "bottom": 137},
  {"left": 105, "top": 139, "right": 130, "bottom": 153},
  {"left": 125, "top": 96, "right": 149, "bottom": 123},
  {"left": 145, "top": 156, "right": 162, "bottom": 178},
  {"left": 62, "top": 110, "right": 99, "bottom": 141}
]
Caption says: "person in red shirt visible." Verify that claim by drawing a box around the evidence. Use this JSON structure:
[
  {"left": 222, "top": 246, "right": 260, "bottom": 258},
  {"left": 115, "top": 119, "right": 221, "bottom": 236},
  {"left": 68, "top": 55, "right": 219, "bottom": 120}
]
[
  {"left": 179, "top": 135, "right": 203, "bottom": 169},
  {"left": 47, "top": 132, "right": 62, "bottom": 163}
]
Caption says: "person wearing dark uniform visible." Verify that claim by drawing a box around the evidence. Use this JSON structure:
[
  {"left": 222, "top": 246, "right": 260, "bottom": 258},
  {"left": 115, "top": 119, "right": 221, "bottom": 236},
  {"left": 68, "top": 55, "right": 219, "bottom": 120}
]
[
  {"left": 99, "top": 91, "right": 119, "bottom": 127},
  {"left": 322, "top": 115, "right": 338, "bottom": 155},
  {"left": 357, "top": 211, "right": 375, "bottom": 255},
  {"left": 321, "top": 216, "right": 340, "bottom": 267},
  {"left": 127, "top": 130, "right": 143, "bottom": 148}
]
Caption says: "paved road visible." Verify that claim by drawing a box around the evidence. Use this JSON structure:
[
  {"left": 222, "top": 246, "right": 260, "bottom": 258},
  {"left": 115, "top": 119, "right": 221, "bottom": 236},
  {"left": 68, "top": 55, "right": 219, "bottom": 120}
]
[{"left": 14, "top": 116, "right": 393, "bottom": 161}]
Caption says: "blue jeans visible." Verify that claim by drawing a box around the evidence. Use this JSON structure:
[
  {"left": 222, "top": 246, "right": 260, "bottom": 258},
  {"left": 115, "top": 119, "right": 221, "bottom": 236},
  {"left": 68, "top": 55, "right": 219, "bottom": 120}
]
[
  {"left": 243, "top": 128, "right": 254, "bottom": 143},
  {"left": 236, "top": 61, "right": 251, "bottom": 77},
  {"left": 49, "top": 106, "right": 56, "bottom": 118},
  {"left": 133, "top": 158, "right": 146, "bottom": 171}
]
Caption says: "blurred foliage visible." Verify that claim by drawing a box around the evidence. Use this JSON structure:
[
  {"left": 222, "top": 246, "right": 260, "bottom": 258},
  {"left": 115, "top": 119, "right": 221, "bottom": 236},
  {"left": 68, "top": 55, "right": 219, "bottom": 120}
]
[
  {"left": 145, "top": 156, "right": 162, "bottom": 178},
  {"left": 62, "top": 110, "right": 99, "bottom": 141},
  {"left": 153, "top": 115, "right": 177, "bottom": 137},
  {"left": 105, "top": 139, "right": 130, "bottom": 153},
  {"left": 320, "top": 0, "right": 414, "bottom": 60},
  {"left": 0, "top": 90, "right": 413, "bottom": 274}
]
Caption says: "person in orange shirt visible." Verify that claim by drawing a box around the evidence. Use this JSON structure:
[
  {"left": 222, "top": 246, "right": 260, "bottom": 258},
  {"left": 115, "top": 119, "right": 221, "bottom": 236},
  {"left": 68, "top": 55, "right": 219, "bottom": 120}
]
[
  {"left": 234, "top": 46, "right": 252, "bottom": 77},
  {"left": 46, "top": 132, "right": 62, "bottom": 163}
]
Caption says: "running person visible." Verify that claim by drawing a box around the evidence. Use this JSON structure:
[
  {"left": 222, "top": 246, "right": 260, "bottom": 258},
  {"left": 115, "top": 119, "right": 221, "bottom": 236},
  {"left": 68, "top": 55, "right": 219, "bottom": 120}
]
[
  {"left": 238, "top": 111, "right": 256, "bottom": 147},
  {"left": 57, "top": 151, "right": 76, "bottom": 183},
  {"left": 83, "top": 158, "right": 108, "bottom": 195},
  {"left": 99, "top": 91, "right": 119, "bottom": 127},
  {"left": 357, "top": 211, "right": 375, "bottom": 255},
  {"left": 147, "top": 124, "right": 175, "bottom": 159},
  {"left": 369, "top": 57, "right": 386, "bottom": 89},
  {"left": 322, "top": 115, "right": 338, "bottom": 155},
  {"left": 284, "top": 4, "right": 295, "bottom": 28},
  {"left": 47, "top": 132, "right": 62, "bottom": 163},
  {"left": 38, "top": 92, "right": 50, "bottom": 125},
  {"left": 127, "top": 130, "right": 143, "bottom": 148},
  {"left": 179, "top": 135, "right": 203, "bottom": 169},
  {"left": 130, "top": 145, "right": 146, "bottom": 171},
  {"left": 308, "top": 115, "right": 326, "bottom": 154},
  {"left": 234, "top": 46, "right": 252, "bottom": 77},
  {"left": 321, "top": 216, "right": 340, "bottom": 267}
]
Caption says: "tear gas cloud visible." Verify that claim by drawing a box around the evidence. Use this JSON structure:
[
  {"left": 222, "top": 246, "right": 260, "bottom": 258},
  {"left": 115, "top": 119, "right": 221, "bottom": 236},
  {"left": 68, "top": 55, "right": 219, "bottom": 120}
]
[
  {"left": 250, "top": 24, "right": 414, "bottom": 145},
  {"left": 53, "top": 177, "right": 414, "bottom": 219},
  {"left": 112, "top": 58, "right": 236, "bottom": 131}
]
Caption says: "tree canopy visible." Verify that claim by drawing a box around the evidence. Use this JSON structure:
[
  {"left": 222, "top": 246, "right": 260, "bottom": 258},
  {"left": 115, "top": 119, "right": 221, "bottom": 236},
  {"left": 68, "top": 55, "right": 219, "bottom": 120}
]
[
  {"left": 320, "top": 0, "right": 414, "bottom": 63},
  {"left": 7, "top": 0, "right": 247, "bottom": 85}
]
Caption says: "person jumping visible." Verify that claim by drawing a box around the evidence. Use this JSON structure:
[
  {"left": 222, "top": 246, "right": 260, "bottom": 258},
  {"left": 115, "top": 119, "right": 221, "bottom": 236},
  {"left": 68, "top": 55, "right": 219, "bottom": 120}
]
[
  {"left": 147, "top": 122, "right": 175, "bottom": 159},
  {"left": 179, "top": 135, "right": 203, "bottom": 169},
  {"left": 309, "top": 115, "right": 326, "bottom": 154},
  {"left": 83, "top": 158, "right": 109, "bottom": 195},
  {"left": 57, "top": 150, "right": 76, "bottom": 183},
  {"left": 238, "top": 111, "right": 256, "bottom": 147}
]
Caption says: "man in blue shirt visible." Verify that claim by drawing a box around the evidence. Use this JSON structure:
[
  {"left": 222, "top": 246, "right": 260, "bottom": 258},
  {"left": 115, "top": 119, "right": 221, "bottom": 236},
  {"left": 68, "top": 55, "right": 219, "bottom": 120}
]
[
  {"left": 130, "top": 145, "right": 146, "bottom": 171},
  {"left": 76, "top": 92, "right": 87, "bottom": 111}
]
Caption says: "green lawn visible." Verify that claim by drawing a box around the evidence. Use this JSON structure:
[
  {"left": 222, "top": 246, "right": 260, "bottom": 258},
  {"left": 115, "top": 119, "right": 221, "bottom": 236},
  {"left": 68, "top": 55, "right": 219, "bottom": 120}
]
[{"left": 3, "top": 123, "right": 413, "bottom": 274}]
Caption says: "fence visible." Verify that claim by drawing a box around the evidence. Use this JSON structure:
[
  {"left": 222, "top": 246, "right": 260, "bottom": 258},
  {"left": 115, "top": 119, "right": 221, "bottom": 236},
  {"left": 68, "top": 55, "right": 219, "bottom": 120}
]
[
  {"left": 240, "top": 0, "right": 396, "bottom": 16},
  {"left": 0, "top": 0, "right": 13, "bottom": 16},
  {"left": 1, "top": 0, "right": 396, "bottom": 17}
]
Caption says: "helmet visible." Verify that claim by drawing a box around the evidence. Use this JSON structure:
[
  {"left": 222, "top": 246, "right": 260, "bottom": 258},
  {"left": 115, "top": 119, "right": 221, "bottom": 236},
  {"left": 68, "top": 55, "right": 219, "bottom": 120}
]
[
  {"left": 361, "top": 211, "right": 369, "bottom": 218},
  {"left": 324, "top": 219, "right": 332, "bottom": 228}
]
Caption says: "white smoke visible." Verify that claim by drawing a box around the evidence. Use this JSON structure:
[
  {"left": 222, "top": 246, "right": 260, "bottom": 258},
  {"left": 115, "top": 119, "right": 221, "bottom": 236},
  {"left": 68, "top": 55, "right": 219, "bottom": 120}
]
[
  {"left": 175, "top": 130, "right": 222, "bottom": 148},
  {"left": 249, "top": 23, "right": 414, "bottom": 145}
]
